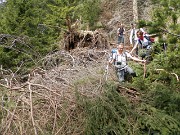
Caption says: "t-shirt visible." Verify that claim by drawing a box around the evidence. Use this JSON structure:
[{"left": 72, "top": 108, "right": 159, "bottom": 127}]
[
  {"left": 117, "top": 27, "right": 125, "bottom": 36},
  {"left": 112, "top": 51, "right": 130, "bottom": 67}
]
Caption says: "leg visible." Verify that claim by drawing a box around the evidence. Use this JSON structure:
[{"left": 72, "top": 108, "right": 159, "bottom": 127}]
[
  {"left": 121, "top": 36, "right": 124, "bottom": 43},
  {"left": 126, "top": 66, "right": 136, "bottom": 77},
  {"left": 118, "top": 35, "right": 124, "bottom": 44},
  {"left": 116, "top": 69, "right": 125, "bottom": 82},
  {"left": 145, "top": 48, "right": 153, "bottom": 62},
  {"left": 135, "top": 46, "right": 138, "bottom": 55},
  {"left": 118, "top": 36, "right": 121, "bottom": 44},
  {"left": 139, "top": 49, "right": 146, "bottom": 60}
]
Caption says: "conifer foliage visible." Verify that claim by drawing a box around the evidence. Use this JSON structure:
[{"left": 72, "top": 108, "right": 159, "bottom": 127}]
[
  {"left": 0, "top": 0, "right": 101, "bottom": 73},
  {"left": 132, "top": 0, "right": 180, "bottom": 134}
]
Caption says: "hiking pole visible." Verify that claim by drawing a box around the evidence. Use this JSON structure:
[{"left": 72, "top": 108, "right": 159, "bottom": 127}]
[
  {"left": 124, "top": 34, "right": 126, "bottom": 47},
  {"left": 143, "top": 62, "right": 146, "bottom": 79},
  {"left": 104, "top": 51, "right": 111, "bottom": 81},
  {"left": 105, "top": 62, "right": 109, "bottom": 81}
]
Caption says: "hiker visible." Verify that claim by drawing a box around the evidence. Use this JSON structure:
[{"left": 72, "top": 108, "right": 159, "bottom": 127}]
[
  {"left": 130, "top": 28, "right": 153, "bottom": 59},
  {"left": 117, "top": 23, "right": 125, "bottom": 44},
  {"left": 129, "top": 23, "right": 138, "bottom": 55},
  {"left": 109, "top": 44, "right": 146, "bottom": 82}
]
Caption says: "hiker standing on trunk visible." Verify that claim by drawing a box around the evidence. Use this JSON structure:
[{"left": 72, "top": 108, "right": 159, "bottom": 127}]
[{"left": 117, "top": 23, "right": 125, "bottom": 45}]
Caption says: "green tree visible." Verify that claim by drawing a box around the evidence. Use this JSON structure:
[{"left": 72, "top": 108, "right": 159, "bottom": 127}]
[
  {"left": 0, "top": 0, "right": 58, "bottom": 72},
  {"left": 133, "top": 0, "right": 180, "bottom": 133},
  {"left": 0, "top": 0, "right": 101, "bottom": 72}
]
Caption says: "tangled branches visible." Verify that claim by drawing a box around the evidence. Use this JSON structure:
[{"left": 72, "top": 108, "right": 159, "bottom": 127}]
[
  {"left": 64, "top": 29, "right": 110, "bottom": 51},
  {"left": 0, "top": 46, "right": 112, "bottom": 134},
  {"left": 0, "top": 34, "right": 40, "bottom": 58}
]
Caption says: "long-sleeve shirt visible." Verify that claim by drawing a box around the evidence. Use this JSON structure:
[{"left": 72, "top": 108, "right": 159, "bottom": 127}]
[{"left": 129, "top": 28, "right": 138, "bottom": 44}]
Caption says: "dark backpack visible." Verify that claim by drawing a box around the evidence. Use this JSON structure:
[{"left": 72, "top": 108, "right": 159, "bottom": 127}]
[
  {"left": 139, "top": 35, "right": 152, "bottom": 48},
  {"left": 119, "top": 27, "right": 124, "bottom": 35}
]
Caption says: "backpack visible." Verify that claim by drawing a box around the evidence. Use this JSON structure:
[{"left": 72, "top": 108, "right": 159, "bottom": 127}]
[
  {"left": 119, "top": 27, "right": 124, "bottom": 35},
  {"left": 111, "top": 48, "right": 117, "bottom": 54},
  {"left": 139, "top": 35, "right": 152, "bottom": 48},
  {"left": 144, "top": 35, "right": 154, "bottom": 43},
  {"left": 110, "top": 48, "right": 117, "bottom": 64}
]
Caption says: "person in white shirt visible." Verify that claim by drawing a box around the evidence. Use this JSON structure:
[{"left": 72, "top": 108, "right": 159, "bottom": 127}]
[
  {"left": 129, "top": 23, "right": 138, "bottom": 46},
  {"left": 129, "top": 23, "right": 138, "bottom": 55},
  {"left": 109, "top": 44, "right": 146, "bottom": 82}
]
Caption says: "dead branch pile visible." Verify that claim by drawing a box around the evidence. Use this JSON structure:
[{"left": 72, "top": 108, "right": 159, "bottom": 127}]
[
  {"left": 0, "top": 44, "right": 115, "bottom": 134},
  {"left": 0, "top": 24, "right": 138, "bottom": 135},
  {"left": 64, "top": 29, "right": 110, "bottom": 51},
  {"left": 0, "top": 16, "right": 117, "bottom": 134}
]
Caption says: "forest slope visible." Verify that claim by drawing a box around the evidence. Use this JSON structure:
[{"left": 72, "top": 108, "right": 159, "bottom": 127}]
[{"left": 0, "top": 0, "right": 180, "bottom": 134}]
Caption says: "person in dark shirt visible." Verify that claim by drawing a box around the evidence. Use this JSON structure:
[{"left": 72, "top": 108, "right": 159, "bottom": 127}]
[{"left": 117, "top": 23, "right": 125, "bottom": 44}]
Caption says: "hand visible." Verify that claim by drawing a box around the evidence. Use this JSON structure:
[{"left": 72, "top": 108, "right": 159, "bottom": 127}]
[
  {"left": 142, "top": 60, "right": 146, "bottom": 63},
  {"left": 108, "top": 61, "right": 112, "bottom": 66},
  {"left": 109, "top": 63, "right": 112, "bottom": 67}
]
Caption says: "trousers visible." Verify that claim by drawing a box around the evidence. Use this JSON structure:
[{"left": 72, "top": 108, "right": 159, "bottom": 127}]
[
  {"left": 116, "top": 65, "right": 136, "bottom": 82},
  {"left": 118, "top": 35, "right": 124, "bottom": 44}
]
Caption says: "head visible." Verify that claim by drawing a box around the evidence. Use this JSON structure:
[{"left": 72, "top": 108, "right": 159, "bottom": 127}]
[
  {"left": 131, "top": 23, "right": 136, "bottom": 28},
  {"left": 118, "top": 23, "right": 124, "bottom": 28},
  {"left": 117, "top": 44, "right": 124, "bottom": 52},
  {"left": 137, "top": 30, "right": 143, "bottom": 38}
]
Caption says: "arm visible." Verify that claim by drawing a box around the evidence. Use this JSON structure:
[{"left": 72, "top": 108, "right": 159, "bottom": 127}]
[
  {"left": 109, "top": 52, "right": 116, "bottom": 65},
  {"left": 140, "top": 28, "right": 145, "bottom": 33},
  {"left": 129, "top": 30, "right": 133, "bottom": 44},
  {"left": 130, "top": 40, "right": 138, "bottom": 54},
  {"left": 140, "top": 28, "right": 150, "bottom": 37},
  {"left": 117, "top": 28, "right": 119, "bottom": 36},
  {"left": 130, "top": 55, "right": 145, "bottom": 62},
  {"left": 109, "top": 59, "right": 115, "bottom": 65},
  {"left": 123, "top": 28, "right": 126, "bottom": 35},
  {"left": 126, "top": 52, "right": 145, "bottom": 62}
]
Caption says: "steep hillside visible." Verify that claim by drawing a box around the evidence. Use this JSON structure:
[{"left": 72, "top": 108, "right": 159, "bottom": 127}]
[
  {"left": 100, "top": 0, "right": 152, "bottom": 44},
  {"left": 0, "top": 0, "right": 154, "bottom": 134}
]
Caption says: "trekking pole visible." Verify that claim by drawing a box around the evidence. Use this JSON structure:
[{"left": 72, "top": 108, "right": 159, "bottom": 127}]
[
  {"left": 143, "top": 62, "right": 146, "bottom": 79},
  {"left": 104, "top": 52, "right": 110, "bottom": 81},
  {"left": 124, "top": 34, "right": 126, "bottom": 47},
  {"left": 105, "top": 63, "right": 109, "bottom": 81}
]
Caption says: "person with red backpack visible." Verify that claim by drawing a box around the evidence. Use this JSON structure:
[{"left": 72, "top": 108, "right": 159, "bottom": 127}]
[{"left": 117, "top": 23, "right": 125, "bottom": 45}]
